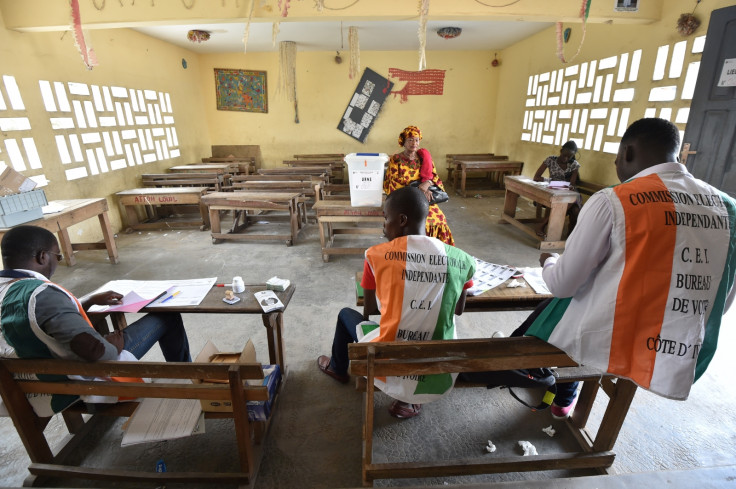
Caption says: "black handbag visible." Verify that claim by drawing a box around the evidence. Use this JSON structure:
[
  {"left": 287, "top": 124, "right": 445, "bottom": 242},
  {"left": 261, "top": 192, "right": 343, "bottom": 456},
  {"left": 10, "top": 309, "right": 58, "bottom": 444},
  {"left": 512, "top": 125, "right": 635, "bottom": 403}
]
[{"left": 409, "top": 180, "right": 449, "bottom": 205}]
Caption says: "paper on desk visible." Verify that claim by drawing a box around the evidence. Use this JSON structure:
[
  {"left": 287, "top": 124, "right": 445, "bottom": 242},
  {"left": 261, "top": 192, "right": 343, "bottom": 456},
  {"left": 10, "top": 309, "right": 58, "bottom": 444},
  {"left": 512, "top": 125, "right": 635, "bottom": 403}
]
[
  {"left": 42, "top": 201, "right": 67, "bottom": 214},
  {"left": 548, "top": 180, "right": 570, "bottom": 188},
  {"left": 87, "top": 278, "right": 217, "bottom": 312},
  {"left": 521, "top": 267, "right": 551, "bottom": 295},
  {"left": 121, "top": 379, "right": 204, "bottom": 446},
  {"left": 467, "top": 258, "right": 516, "bottom": 296}
]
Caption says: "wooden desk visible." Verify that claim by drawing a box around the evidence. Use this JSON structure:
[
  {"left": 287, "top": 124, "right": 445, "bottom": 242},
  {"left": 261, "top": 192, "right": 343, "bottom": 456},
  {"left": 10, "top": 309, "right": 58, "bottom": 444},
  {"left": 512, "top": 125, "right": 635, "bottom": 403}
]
[
  {"left": 258, "top": 167, "right": 331, "bottom": 179},
  {"left": 356, "top": 272, "right": 551, "bottom": 311},
  {"left": 283, "top": 160, "right": 344, "bottom": 183},
  {"left": 108, "top": 283, "right": 295, "bottom": 373},
  {"left": 201, "top": 157, "right": 256, "bottom": 175},
  {"left": 169, "top": 164, "right": 236, "bottom": 175},
  {"left": 502, "top": 175, "right": 579, "bottom": 250},
  {"left": 312, "top": 200, "right": 384, "bottom": 263},
  {"left": 201, "top": 191, "right": 302, "bottom": 246},
  {"left": 456, "top": 159, "right": 522, "bottom": 197},
  {"left": 0, "top": 198, "right": 118, "bottom": 266},
  {"left": 116, "top": 187, "right": 210, "bottom": 231}
]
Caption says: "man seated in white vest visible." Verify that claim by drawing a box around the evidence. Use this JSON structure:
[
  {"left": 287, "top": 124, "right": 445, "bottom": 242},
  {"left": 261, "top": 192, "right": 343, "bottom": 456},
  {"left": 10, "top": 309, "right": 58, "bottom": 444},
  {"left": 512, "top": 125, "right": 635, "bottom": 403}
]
[
  {"left": 316, "top": 186, "right": 476, "bottom": 419},
  {"left": 468, "top": 118, "right": 736, "bottom": 419},
  {"left": 0, "top": 225, "right": 191, "bottom": 417}
]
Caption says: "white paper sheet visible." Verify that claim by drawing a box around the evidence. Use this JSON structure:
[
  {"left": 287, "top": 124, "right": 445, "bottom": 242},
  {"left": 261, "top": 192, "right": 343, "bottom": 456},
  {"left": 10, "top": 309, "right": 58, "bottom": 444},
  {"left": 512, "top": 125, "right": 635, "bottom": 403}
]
[
  {"left": 521, "top": 267, "right": 551, "bottom": 295},
  {"left": 467, "top": 258, "right": 517, "bottom": 296},
  {"left": 121, "top": 379, "right": 204, "bottom": 446},
  {"left": 86, "top": 277, "right": 217, "bottom": 312}
]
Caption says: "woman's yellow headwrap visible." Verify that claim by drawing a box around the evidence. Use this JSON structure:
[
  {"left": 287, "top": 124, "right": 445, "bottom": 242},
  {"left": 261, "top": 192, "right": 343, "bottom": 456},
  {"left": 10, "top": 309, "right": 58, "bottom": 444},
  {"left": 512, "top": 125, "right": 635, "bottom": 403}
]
[{"left": 398, "top": 126, "right": 422, "bottom": 146}]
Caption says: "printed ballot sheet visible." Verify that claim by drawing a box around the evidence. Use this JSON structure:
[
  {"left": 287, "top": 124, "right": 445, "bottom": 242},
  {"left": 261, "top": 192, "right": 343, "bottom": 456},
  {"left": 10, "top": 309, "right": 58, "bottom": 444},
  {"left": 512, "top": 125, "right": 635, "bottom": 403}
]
[
  {"left": 121, "top": 380, "right": 204, "bottom": 446},
  {"left": 87, "top": 278, "right": 217, "bottom": 312},
  {"left": 521, "top": 267, "right": 551, "bottom": 295},
  {"left": 467, "top": 258, "right": 517, "bottom": 296}
]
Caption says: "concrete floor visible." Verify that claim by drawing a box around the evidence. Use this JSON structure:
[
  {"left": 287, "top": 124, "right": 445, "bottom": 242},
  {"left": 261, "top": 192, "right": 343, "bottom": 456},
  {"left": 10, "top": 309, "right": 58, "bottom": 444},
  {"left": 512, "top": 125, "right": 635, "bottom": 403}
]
[{"left": 1, "top": 190, "right": 735, "bottom": 488}]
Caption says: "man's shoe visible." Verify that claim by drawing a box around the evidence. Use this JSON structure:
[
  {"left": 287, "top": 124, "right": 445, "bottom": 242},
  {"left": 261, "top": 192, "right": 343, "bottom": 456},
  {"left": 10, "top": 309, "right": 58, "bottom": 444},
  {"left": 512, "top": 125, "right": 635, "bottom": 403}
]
[
  {"left": 317, "top": 355, "right": 350, "bottom": 384},
  {"left": 388, "top": 400, "right": 422, "bottom": 419},
  {"left": 550, "top": 393, "right": 578, "bottom": 419}
]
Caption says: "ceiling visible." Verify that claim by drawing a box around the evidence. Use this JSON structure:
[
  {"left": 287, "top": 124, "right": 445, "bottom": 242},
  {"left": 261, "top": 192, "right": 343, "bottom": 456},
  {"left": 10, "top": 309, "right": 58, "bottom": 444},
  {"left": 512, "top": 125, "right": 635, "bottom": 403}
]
[{"left": 132, "top": 20, "right": 553, "bottom": 54}]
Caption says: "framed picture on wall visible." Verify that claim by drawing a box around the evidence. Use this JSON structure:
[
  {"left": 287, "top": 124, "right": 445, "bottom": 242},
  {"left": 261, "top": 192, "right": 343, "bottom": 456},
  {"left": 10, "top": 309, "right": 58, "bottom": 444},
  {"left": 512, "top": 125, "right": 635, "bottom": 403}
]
[{"left": 214, "top": 68, "right": 268, "bottom": 113}]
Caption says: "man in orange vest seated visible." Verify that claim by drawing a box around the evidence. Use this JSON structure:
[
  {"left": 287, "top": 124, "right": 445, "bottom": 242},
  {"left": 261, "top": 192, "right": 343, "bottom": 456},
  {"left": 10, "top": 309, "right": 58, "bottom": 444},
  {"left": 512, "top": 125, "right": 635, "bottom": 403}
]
[{"left": 0, "top": 225, "right": 191, "bottom": 416}]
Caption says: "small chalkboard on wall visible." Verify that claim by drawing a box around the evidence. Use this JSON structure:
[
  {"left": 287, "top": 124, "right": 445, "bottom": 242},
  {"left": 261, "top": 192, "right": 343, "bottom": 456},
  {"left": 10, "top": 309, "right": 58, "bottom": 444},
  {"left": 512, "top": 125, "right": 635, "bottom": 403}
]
[{"left": 338, "top": 68, "right": 394, "bottom": 143}]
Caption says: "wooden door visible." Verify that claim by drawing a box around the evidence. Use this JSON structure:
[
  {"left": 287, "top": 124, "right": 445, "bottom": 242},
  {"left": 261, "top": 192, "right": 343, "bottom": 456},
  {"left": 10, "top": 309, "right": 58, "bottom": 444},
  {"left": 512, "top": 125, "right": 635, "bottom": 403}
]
[{"left": 681, "top": 5, "right": 736, "bottom": 198}]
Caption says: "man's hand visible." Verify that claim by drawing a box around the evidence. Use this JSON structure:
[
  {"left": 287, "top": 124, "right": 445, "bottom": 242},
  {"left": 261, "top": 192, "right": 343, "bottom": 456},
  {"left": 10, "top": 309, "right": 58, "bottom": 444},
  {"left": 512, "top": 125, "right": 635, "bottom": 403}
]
[
  {"left": 88, "top": 290, "right": 124, "bottom": 306},
  {"left": 539, "top": 252, "right": 555, "bottom": 267},
  {"left": 418, "top": 180, "right": 432, "bottom": 202},
  {"left": 104, "top": 330, "right": 124, "bottom": 354}
]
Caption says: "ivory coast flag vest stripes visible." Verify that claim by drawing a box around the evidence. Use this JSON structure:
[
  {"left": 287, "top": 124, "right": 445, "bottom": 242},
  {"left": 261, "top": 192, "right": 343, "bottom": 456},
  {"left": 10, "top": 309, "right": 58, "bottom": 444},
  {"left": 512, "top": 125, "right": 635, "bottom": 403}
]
[
  {"left": 527, "top": 171, "right": 736, "bottom": 400},
  {"left": 359, "top": 235, "right": 475, "bottom": 404}
]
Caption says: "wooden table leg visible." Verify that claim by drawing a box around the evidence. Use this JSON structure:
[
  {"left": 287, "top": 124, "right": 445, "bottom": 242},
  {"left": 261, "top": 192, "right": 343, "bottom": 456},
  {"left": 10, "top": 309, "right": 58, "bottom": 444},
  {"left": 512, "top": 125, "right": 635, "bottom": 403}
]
[
  {"left": 199, "top": 200, "right": 211, "bottom": 231},
  {"left": 502, "top": 190, "right": 520, "bottom": 219},
  {"left": 461, "top": 168, "right": 468, "bottom": 198},
  {"left": 288, "top": 199, "right": 297, "bottom": 246},
  {"left": 261, "top": 312, "right": 285, "bottom": 372},
  {"left": 209, "top": 207, "right": 222, "bottom": 243},
  {"left": 545, "top": 202, "right": 567, "bottom": 243},
  {"left": 97, "top": 211, "right": 119, "bottom": 264},
  {"left": 123, "top": 205, "right": 140, "bottom": 231},
  {"left": 317, "top": 216, "right": 330, "bottom": 262},
  {"left": 56, "top": 228, "right": 77, "bottom": 267}
]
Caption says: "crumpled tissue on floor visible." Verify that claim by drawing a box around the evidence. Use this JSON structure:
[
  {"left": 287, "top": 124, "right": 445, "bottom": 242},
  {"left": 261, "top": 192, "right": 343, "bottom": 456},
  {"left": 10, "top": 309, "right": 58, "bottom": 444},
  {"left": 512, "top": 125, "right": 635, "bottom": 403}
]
[
  {"left": 542, "top": 425, "right": 556, "bottom": 437},
  {"left": 518, "top": 440, "right": 538, "bottom": 456},
  {"left": 485, "top": 440, "right": 496, "bottom": 453}
]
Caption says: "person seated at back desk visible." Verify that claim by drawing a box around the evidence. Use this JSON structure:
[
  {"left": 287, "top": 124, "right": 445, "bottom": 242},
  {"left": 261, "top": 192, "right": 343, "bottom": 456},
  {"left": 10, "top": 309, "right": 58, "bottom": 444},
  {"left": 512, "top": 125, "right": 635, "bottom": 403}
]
[
  {"left": 317, "top": 186, "right": 476, "bottom": 419},
  {"left": 532, "top": 140, "right": 582, "bottom": 238},
  {"left": 0, "top": 225, "right": 191, "bottom": 417}
]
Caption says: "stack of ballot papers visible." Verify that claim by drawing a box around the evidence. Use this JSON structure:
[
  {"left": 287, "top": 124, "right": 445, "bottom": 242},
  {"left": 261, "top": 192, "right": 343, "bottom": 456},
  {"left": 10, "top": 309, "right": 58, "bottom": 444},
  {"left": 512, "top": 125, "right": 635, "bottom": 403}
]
[{"left": 266, "top": 276, "right": 290, "bottom": 291}]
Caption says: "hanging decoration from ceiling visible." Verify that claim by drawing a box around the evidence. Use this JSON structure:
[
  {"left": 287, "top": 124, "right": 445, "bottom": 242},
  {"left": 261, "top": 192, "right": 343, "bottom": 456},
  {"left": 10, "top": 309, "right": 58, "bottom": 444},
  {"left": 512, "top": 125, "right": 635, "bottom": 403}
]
[
  {"left": 278, "top": 41, "right": 299, "bottom": 123},
  {"left": 242, "top": 0, "right": 256, "bottom": 53},
  {"left": 556, "top": 0, "right": 591, "bottom": 63},
  {"left": 676, "top": 0, "right": 702, "bottom": 36},
  {"left": 272, "top": 22, "right": 280, "bottom": 47},
  {"left": 388, "top": 68, "right": 445, "bottom": 103},
  {"left": 338, "top": 68, "right": 393, "bottom": 143},
  {"left": 417, "top": 0, "right": 430, "bottom": 71},
  {"left": 436, "top": 27, "right": 462, "bottom": 39},
  {"left": 187, "top": 30, "right": 211, "bottom": 43},
  {"left": 70, "top": 0, "right": 98, "bottom": 70},
  {"left": 348, "top": 26, "right": 360, "bottom": 79}
]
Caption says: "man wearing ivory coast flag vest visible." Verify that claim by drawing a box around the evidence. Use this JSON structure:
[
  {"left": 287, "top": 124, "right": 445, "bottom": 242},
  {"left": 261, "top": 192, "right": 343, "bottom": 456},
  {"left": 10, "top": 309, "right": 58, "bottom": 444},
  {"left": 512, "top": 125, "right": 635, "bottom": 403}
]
[
  {"left": 521, "top": 118, "right": 736, "bottom": 417},
  {"left": 317, "top": 186, "right": 475, "bottom": 419}
]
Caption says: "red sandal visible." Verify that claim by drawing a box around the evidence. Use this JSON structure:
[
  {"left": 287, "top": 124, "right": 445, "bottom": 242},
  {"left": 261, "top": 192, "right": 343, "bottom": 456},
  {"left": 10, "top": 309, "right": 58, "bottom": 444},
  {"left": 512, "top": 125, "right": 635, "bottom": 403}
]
[{"left": 388, "top": 400, "right": 422, "bottom": 419}]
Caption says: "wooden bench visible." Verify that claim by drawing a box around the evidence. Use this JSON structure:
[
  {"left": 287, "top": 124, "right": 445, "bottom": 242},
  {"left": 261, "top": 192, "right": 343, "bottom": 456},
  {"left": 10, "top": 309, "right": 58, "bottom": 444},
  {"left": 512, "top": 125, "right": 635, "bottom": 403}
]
[
  {"left": 576, "top": 179, "right": 607, "bottom": 196},
  {"left": 0, "top": 356, "right": 281, "bottom": 487},
  {"left": 116, "top": 187, "right": 210, "bottom": 231},
  {"left": 141, "top": 172, "right": 224, "bottom": 192},
  {"left": 202, "top": 156, "right": 256, "bottom": 175},
  {"left": 348, "top": 337, "right": 637, "bottom": 486},
  {"left": 293, "top": 153, "right": 345, "bottom": 160},
  {"left": 227, "top": 175, "right": 324, "bottom": 224},
  {"left": 454, "top": 157, "right": 519, "bottom": 197},
  {"left": 445, "top": 153, "right": 496, "bottom": 187},
  {"left": 258, "top": 167, "right": 332, "bottom": 180},
  {"left": 283, "top": 159, "right": 345, "bottom": 183}
]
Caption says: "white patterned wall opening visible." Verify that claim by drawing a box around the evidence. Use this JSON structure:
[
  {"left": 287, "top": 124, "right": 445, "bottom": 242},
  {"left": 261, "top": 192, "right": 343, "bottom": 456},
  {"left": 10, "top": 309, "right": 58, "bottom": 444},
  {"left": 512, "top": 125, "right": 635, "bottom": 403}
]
[
  {"left": 521, "top": 35, "right": 706, "bottom": 156},
  {"left": 0, "top": 75, "right": 49, "bottom": 187},
  {"left": 39, "top": 80, "right": 180, "bottom": 181}
]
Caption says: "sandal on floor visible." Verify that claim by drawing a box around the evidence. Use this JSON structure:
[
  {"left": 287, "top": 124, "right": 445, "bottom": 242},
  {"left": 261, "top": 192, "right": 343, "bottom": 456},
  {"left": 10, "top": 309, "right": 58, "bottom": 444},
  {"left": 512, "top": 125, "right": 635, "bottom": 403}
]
[
  {"left": 388, "top": 400, "right": 422, "bottom": 419},
  {"left": 317, "top": 355, "right": 350, "bottom": 384}
]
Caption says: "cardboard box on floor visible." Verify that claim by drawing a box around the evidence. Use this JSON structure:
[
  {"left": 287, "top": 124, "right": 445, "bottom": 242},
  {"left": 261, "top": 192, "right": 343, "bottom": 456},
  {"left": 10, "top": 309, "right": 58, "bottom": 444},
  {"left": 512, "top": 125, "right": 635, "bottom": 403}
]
[
  {"left": 193, "top": 340, "right": 280, "bottom": 420},
  {"left": 0, "top": 166, "right": 36, "bottom": 197}
]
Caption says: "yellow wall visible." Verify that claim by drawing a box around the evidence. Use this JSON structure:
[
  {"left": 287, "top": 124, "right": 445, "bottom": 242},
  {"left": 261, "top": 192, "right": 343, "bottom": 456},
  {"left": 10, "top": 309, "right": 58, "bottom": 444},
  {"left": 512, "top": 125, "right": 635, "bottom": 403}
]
[
  {"left": 492, "top": 0, "right": 733, "bottom": 186},
  {"left": 200, "top": 50, "right": 498, "bottom": 178},
  {"left": 0, "top": 10, "right": 211, "bottom": 237}
]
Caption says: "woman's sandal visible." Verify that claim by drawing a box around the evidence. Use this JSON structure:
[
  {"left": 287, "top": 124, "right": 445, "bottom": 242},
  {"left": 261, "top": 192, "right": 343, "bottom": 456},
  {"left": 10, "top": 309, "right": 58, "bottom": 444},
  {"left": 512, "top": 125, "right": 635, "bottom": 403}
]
[{"left": 388, "top": 400, "right": 422, "bottom": 419}]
